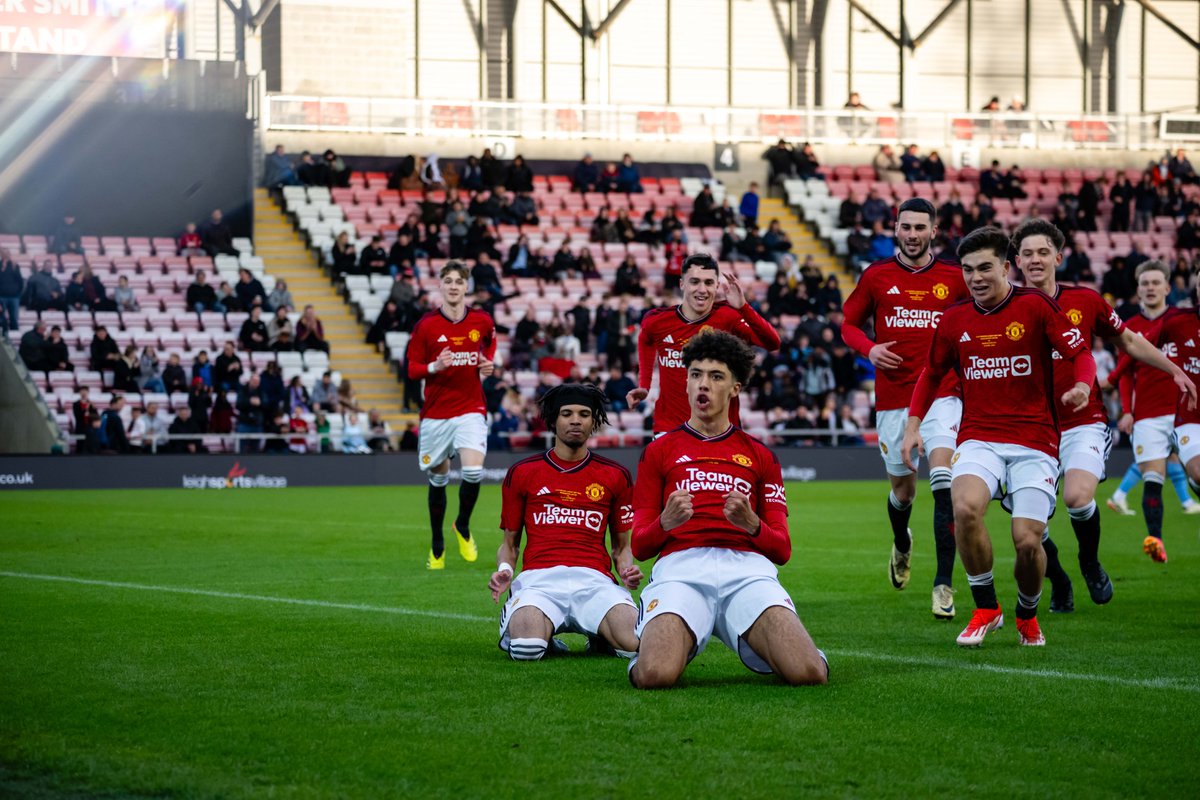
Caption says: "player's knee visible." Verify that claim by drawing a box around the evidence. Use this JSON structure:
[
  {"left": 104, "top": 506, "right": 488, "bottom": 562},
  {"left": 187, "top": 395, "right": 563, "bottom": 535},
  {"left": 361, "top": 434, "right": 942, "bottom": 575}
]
[
  {"left": 891, "top": 482, "right": 916, "bottom": 506},
  {"left": 777, "top": 655, "right": 829, "bottom": 687},
  {"left": 1014, "top": 533, "right": 1043, "bottom": 562},
  {"left": 461, "top": 465, "right": 483, "bottom": 484},
  {"left": 508, "top": 637, "right": 548, "bottom": 661},
  {"left": 428, "top": 471, "right": 450, "bottom": 488},
  {"left": 952, "top": 498, "right": 982, "bottom": 528},
  {"left": 631, "top": 657, "right": 681, "bottom": 690}
]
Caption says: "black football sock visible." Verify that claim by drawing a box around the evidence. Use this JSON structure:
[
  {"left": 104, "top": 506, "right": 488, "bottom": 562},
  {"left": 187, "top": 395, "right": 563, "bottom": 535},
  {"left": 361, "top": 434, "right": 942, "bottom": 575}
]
[
  {"left": 1016, "top": 589, "right": 1042, "bottom": 620},
  {"left": 932, "top": 487, "right": 957, "bottom": 587},
  {"left": 966, "top": 570, "right": 999, "bottom": 610},
  {"left": 1068, "top": 501, "right": 1102, "bottom": 569},
  {"left": 1041, "top": 529, "right": 1071, "bottom": 587},
  {"left": 888, "top": 491, "right": 913, "bottom": 553},
  {"left": 1143, "top": 473, "right": 1164, "bottom": 540},
  {"left": 455, "top": 479, "right": 482, "bottom": 538},
  {"left": 429, "top": 483, "right": 447, "bottom": 557}
]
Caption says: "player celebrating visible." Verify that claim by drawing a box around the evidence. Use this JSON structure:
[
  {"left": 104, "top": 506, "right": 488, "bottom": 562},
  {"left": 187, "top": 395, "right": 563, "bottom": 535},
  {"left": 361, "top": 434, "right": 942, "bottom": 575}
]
[
  {"left": 1011, "top": 220, "right": 1194, "bottom": 604},
  {"left": 627, "top": 253, "right": 780, "bottom": 435},
  {"left": 630, "top": 331, "right": 827, "bottom": 688},
  {"left": 902, "top": 227, "right": 1097, "bottom": 648},
  {"left": 406, "top": 261, "right": 496, "bottom": 570},
  {"left": 1155, "top": 288, "right": 1200, "bottom": 515},
  {"left": 841, "top": 198, "right": 970, "bottom": 618},
  {"left": 488, "top": 384, "right": 643, "bottom": 661}
]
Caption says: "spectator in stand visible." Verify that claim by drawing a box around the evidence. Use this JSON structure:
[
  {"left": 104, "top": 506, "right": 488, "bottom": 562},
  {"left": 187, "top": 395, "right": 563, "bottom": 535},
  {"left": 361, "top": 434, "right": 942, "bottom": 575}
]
[
  {"left": 981, "top": 96, "right": 1001, "bottom": 112},
  {"left": 872, "top": 144, "right": 904, "bottom": 184},
  {"left": 613, "top": 208, "right": 637, "bottom": 245},
  {"left": 138, "top": 345, "right": 166, "bottom": 392},
  {"left": 466, "top": 217, "right": 501, "bottom": 261},
  {"left": 113, "top": 345, "right": 140, "bottom": 392},
  {"left": 267, "top": 279, "right": 293, "bottom": 313},
  {"left": 867, "top": 220, "right": 895, "bottom": 262},
  {"left": 459, "top": 154, "right": 484, "bottom": 192},
  {"left": 267, "top": 306, "right": 293, "bottom": 346},
  {"left": 324, "top": 149, "right": 350, "bottom": 188},
  {"left": 200, "top": 209, "right": 238, "bottom": 257},
  {"left": 551, "top": 240, "right": 577, "bottom": 280},
  {"left": 76, "top": 265, "right": 115, "bottom": 311},
  {"left": 900, "top": 144, "right": 924, "bottom": 182},
  {"left": 577, "top": 247, "right": 600, "bottom": 279},
  {"left": 236, "top": 373, "right": 265, "bottom": 453},
  {"left": 445, "top": 201, "right": 470, "bottom": 259},
  {"left": 337, "top": 379, "right": 363, "bottom": 415},
  {"left": 285, "top": 375, "right": 311, "bottom": 416},
  {"left": 214, "top": 341, "right": 243, "bottom": 391},
  {"left": 18, "top": 320, "right": 48, "bottom": 371},
  {"left": 101, "top": 396, "right": 130, "bottom": 453},
  {"left": 662, "top": 229, "right": 687, "bottom": 292},
  {"left": 271, "top": 329, "right": 295, "bottom": 352},
  {"left": 963, "top": 201, "right": 990, "bottom": 234},
  {"left": 794, "top": 143, "right": 822, "bottom": 180},
  {"left": 574, "top": 152, "right": 599, "bottom": 192},
  {"left": 0, "top": 251, "right": 22, "bottom": 333},
  {"left": 1149, "top": 156, "right": 1172, "bottom": 188},
  {"left": 366, "top": 408, "right": 392, "bottom": 452},
  {"left": 738, "top": 226, "right": 768, "bottom": 263},
  {"left": 471, "top": 251, "right": 503, "bottom": 297},
  {"left": 235, "top": 268, "right": 268, "bottom": 311},
  {"left": 358, "top": 234, "right": 388, "bottom": 275},
  {"left": 1000, "top": 165, "right": 1027, "bottom": 198},
  {"left": 1170, "top": 148, "right": 1196, "bottom": 184},
  {"left": 296, "top": 304, "right": 330, "bottom": 354},
  {"left": 72, "top": 386, "right": 98, "bottom": 433},
  {"left": 1168, "top": 274, "right": 1191, "bottom": 306},
  {"left": 1155, "top": 183, "right": 1181, "bottom": 218},
  {"left": 209, "top": 388, "right": 235, "bottom": 435},
  {"left": 168, "top": 405, "right": 203, "bottom": 453},
  {"left": 113, "top": 275, "right": 139, "bottom": 313},
  {"left": 89, "top": 326, "right": 120, "bottom": 372},
  {"left": 612, "top": 255, "right": 645, "bottom": 297},
  {"left": 509, "top": 192, "right": 539, "bottom": 227},
  {"left": 846, "top": 221, "right": 872, "bottom": 274},
  {"left": 191, "top": 351, "right": 213, "bottom": 389},
  {"left": 50, "top": 214, "right": 81, "bottom": 255},
  {"left": 367, "top": 300, "right": 404, "bottom": 346},
  {"left": 617, "top": 153, "right": 643, "bottom": 193},
  {"left": 260, "top": 360, "right": 285, "bottom": 414},
  {"left": 327, "top": 231, "right": 356, "bottom": 274},
  {"left": 163, "top": 353, "right": 187, "bottom": 394},
  {"left": 178, "top": 222, "right": 203, "bottom": 256},
  {"left": 1133, "top": 173, "right": 1157, "bottom": 231},
  {"left": 598, "top": 160, "right": 621, "bottom": 193},
  {"left": 979, "top": 160, "right": 1004, "bottom": 198},
  {"left": 22, "top": 260, "right": 65, "bottom": 312},
  {"left": 606, "top": 296, "right": 637, "bottom": 372},
  {"left": 296, "top": 151, "right": 326, "bottom": 186},
  {"left": 1109, "top": 172, "right": 1134, "bottom": 231},
  {"left": 137, "top": 401, "right": 169, "bottom": 452},
  {"left": 127, "top": 408, "right": 146, "bottom": 450},
  {"left": 41, "top": 325, "right": 70, "bottom": 372},
  {"left": 763, "top": 139, "right": 795, "bottom": 186},
  {"left": 311, "top": 371, "right": 338, "bottom": 413},
  {"left": 479, "top": 148, "right": 505, "bottom": 188},
  {"left": 263, "top": 145, "right": 300, "bottom": 188},
  {"left": 922, "top": 150, "right": 946, "bottom": 183},
  {"left": 604, "top": 365, "right": 637, "bottom": 412},
  {"left": 838, "top": 193, "right": 863, "bottom": 228},
  {"left": 1179, "top": 208, "right": 1200, "bottom": 252},
  {"left": 1076, "top": 178, "right": 1101, "bottom": 232},
  {"left": 239, "top": 306, "right": 269, "bottom": 351},
  {"left": 1057, "top": 238, "right": 1092, "bottom": 284},
  {"left": 763, "top": 219, "right": 794, "bottom": 266},
  {"left": 186, "top": 270, "right": 223, "bottom": 314},
  {"left": 566, "top": 297, "right": 591, "bottom": 349},
  {"left": 388, "top": 231, "right": 417, "bottom": 276},
  {"left": 720, "top": 224, "right": 748, "bottom": 263},
  {"left": 815, "top": 276, "right": 843, "bottom": 314},
  {"left": 690, "top": 185, "right": 717, "bottom": 227},
  {"left": 860, "top": 187, "right": 891, "bottom": 228},
  {"left": 937, "top": 188, "right": 965, "bottom": 228},
  {"left": 215, "top": 280, "right": 240, "bottom": 312},
  {"left": 1050, "top": 204, "right": 1075, "bottom": 240},
  {"left": 739, "top": 182, "right": 760, "bottom": 229},
  {"left": 1127, "top": 240, "right": 1150, "bottom": 273},
  {"left": 590, "top": 209, "right": 617, "bottom": 243},
  {"left": 504, "top": 154, "right": 534, "bottom": 193},
  {"left": 1101, "top": 256, "right": 1136, "bottom": 302}
]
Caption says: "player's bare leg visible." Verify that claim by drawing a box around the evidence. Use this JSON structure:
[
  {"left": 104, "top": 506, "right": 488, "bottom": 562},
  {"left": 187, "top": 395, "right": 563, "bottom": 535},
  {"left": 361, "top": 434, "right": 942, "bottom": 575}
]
[
  {"left": 1012, "top": 515, "right": 1048, "bottom": 645},
  {"left": 886, "top": 472, "right": 917, "bottom": 589},
  {"left": 742, "top": 606, "right": 828, "bottom": 686},
  {"left": 630, "top": 613, "right": 694, "bottom": 690},
  {"left": 952, "top": 475, "right": 1004, "bottom": 646},
  {"left": 1140, "top": 456, "right": 1169, "bottom": 563},
  {"left": 596, "top": 605, "right": 639, "bottom": 656},
  {"left": 506, "top": 606, "right": 555, "bottom": 661},
  {"left": 1061, "top": 468, "right": 1113, "bottom": 603},
  {"left": 927, "top": 446, "right": 957, "bottom": 618},
  {"left": 426, "top": 459, "right": 451, "bottom": 568},
  {"left": 453, "top": 447, "right": 484, "bottom": 561}
]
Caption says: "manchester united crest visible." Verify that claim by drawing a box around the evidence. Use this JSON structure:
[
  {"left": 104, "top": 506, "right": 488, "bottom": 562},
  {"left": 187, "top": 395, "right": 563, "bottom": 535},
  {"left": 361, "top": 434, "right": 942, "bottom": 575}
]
[
  {"left": 1005, "top": 321, "right": 1025, "bottom": 341},
  {"left": 933, "top": 283, "right": 949, "bottom": 300},
  {"left": 732, "top": 454, "right": 752, "bottom": 467},
  {"left": 468, "top": 329, "right": 481, "bottom": 342},
  {"left": 951, "top": 452, "right": 961, "bottom": 465},
  {"left": 1066, "top": 308, "right": 1083, "bottom": 326},
  {"left": 585, "top": 483, "right": 605, "bottom": 501},
  {"left": 421, "top": 454, "right": 431, "bottom": 465}
]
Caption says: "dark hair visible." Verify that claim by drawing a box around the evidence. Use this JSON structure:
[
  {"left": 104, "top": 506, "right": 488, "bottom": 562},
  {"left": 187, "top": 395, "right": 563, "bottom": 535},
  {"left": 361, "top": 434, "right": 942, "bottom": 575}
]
[
  {"left": 956, "top": 226, "right": 1010, "bottom": 263},
  {"left": 1011, "top": 218, "right": 1065, "bottom": 254},
  {"left": 681, "top": 330, "right": 755, "bottom": 385},
  {"left": 897, "top": 197, "right": 936, "bottom": 222},
  {"left": 538, "top": 383, "right": 609, "bottom": 433},
  {"left": 681, "top": 252, "right": 720, "bottom": 275}
]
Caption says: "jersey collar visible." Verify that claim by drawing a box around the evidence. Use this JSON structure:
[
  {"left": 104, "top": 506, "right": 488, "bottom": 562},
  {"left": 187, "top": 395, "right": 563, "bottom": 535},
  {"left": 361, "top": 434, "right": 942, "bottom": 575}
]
[
  {"left": 675, "top": 304, "right": 713, "bottom": 325},
  {"left": 544, "top": 449, "right": 593, "bottom": 472},
  {"left": 682, "top": 422, "right": 735, "bottom": 442},
  {"left": 975, "top": 284, "right": 1016, "bottom": 315},
  {"left": 894, "top": 254, "right": 936, "bottom": 274},
  {"left": 439, "top": 306, "right": 468, "bottom": 324}
]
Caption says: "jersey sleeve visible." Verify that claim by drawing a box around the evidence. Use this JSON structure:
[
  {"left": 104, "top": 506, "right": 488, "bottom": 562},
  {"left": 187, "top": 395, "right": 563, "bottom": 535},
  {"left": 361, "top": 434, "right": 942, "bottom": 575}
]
[
  {"left": 750, "top": 449, "right": 791, "bottom": 565},
  {"left": 631, "top": 444, "right": 668, "bottom": 560},
  {"left": 611, "top": 469, "right": 634, "bottom": 535},
  {"left": 481, "top": 315, "right": 497, "bottom": 360},
  {"left": 909, "top": 315, "right": 958, "bottom": 418},
  {"left": 1093, "top": 296, "right": 1126, "bottom": 340},
  {"left": 500, "top": 463, "right": 526, "bottom": 534},
  {"left": 636, "top": 314, "right": 656, "bottom": 390},
  {"left": 1041, "top": 298, "right": 1095, "bottom": 386},
  {"left": 839, "top": 273, "right": 877, "bottom": 358},
  {"left": 405, "top": 319, "right": 431, "bottom": 380},
  {"left": 734, "top": 303, "right": 782, "bottom": 351}
]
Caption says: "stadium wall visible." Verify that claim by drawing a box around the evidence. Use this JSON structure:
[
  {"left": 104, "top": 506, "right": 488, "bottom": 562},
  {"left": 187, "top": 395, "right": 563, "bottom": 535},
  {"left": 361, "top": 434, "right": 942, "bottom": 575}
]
[{"left": 0, "top": 449, "right": 1137, "bottom": 491}]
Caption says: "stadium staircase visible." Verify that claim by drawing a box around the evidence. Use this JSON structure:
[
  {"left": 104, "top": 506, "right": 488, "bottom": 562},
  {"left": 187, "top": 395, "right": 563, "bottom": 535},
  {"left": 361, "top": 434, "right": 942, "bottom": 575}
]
[
  {"left": 253, "top": 188, "right": 410, "bottom": 427},
  {"left": 756, "top": 195, "right": 853, "bottom": 294}
]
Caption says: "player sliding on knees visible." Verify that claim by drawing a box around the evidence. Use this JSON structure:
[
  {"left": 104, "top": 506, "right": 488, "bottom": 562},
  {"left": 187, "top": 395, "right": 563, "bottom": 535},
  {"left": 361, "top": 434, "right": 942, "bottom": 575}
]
[
  {"left": 406, "top": 261, "right": 496, "bottom": 570},
  {"left": 630, "top": 331, "right": 827, "bottom": 688},
  {"left": 841, "top": 198, "right": 971, "bottom": 619},
  {"left": 628, "top": 253, "right": 781, "bottom": 436},
  {"left": 1011, "top": 220, "right": 1195, "bottom": 607},
  {"left": 902, "top": 227, "right": 1097, "bottom": 648},
  {"left": 488, "top": 384, "right": 643, "bottom": 661}
]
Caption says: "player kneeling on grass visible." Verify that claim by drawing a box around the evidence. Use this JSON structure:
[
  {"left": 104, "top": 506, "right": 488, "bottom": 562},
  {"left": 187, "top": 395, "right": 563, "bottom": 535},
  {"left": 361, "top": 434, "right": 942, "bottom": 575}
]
[
  {"left": 489, "top": 383, "right": 643, "bottom": 661},
  {"left": 902, "top": 227, "right": 1097, "bottom": 648},
  {"left": 629, "top": 331, "right": 827, "bottom": 689}
]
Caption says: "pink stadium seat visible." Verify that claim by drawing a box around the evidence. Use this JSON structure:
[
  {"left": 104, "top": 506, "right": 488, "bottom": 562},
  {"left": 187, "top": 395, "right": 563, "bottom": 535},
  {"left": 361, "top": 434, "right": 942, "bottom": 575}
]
[
  {"left": 152, "top": 237, "right": 177, "bottom": 256},
  {"left": 199, "top": 312, "right": 226, "bottom": 332}
]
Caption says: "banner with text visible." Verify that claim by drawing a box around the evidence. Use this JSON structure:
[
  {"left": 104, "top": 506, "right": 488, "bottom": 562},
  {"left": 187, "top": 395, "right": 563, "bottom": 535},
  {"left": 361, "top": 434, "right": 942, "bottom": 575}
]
[{"left": 0, "top": 0, "right": 169, "bottom": 57}]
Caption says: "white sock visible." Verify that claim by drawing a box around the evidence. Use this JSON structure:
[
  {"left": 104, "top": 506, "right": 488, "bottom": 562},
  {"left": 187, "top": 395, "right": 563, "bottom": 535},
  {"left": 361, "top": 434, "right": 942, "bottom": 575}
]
[{"left": 508, "top": 638, "right": 548, "bottom": 661}]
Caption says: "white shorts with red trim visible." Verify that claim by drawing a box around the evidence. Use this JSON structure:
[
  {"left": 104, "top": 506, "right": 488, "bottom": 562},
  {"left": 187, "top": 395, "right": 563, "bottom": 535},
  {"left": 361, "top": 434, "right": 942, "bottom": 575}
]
[
  {"left": 498, "top": 566, "right": 634, "bottom": 653},
  {"left": 876, "top": 396, "right": 963, "bottom": 477},
  {"left": 1132, "top": 415, "right": 1175, "bottom": 464},
  {"left": 952, "top": 439, "right": 1059, "bottom": 523},
  {"left": 417, "top": 413, "right": 488, "bottom": 471},
  {"left": 1059, "top": 421, "right": 1114, "bottom": 481},
  {"left": 1176, "top": 424, "right": 1200, "bottom": 467}
]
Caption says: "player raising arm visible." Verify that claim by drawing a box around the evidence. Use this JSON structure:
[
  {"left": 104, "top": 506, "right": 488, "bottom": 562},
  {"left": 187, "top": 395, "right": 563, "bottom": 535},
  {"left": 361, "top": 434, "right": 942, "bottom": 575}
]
[
  {"left": 630, "top": 331, "right": 827, "bottom": 688},
  {"left": 1154, "top": 289, "right": 1200, "bottom": 523},
  {"left": 488, "top": 384, "right": 642, "bottom": 661},
  {"left": 627, "top": 253, "right": 781, "bottom": 435},
  {"left": 902, "top": 227, "right": 1096, "bottom": 648},
  {"left": 405, "top": 261, "right": 496, "bottom": 569}
]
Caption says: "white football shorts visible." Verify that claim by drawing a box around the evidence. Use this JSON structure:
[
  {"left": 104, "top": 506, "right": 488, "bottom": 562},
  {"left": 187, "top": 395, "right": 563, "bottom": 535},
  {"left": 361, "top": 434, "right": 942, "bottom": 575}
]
[
  {"left": 1058, "top": 421, "right": 1113, "bottom": 480},
  {"left": 498, "top": 565, "right": 634, "bottom": 653},
  {"left": 952, "top": 439, "right": 1059, "bottom": 523},
  {"left": 635, "top": 547, "right": 800, "bottom": 675},
  {"left": 1175, "top": 424, "right": 1200, "bottom": 467},
  {"left": 876, "top": 396, "right": 962, "bottom": 477},
  {"left": 1132, "top": 415, "right": 1175, "bottom": 464},
  {"left": 417, "top": 412, "right": 488, "bottom": 472}
]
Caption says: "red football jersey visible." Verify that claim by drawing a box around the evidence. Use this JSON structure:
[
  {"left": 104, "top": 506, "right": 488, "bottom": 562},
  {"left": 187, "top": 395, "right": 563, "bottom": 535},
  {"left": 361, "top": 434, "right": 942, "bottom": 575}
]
[
  {"left": 1116, "top": 310, "right": 1179, "bottom": 421},
  {"left": 841, "top": 258, "right": 970, "bottom": 411},
  {"left": 500, "top": 450, "right": 634, "bottom": 579},
  {"left": 1145, "top": 308, "right": 1199, "bottom": 426},
  {"left": 920, "top": 287, "right": 1090, "bottom": 458},
  {"left": 631, "top": 423, "right": 790, "bottom": 565},
  {"left": 637, "top": 302, "right": 781, "bottom": 433},
  {"left": 1047, "top": 285, "right": 1125, "bottom": 430},
  {"left": 405, "top": 308, "right": 496, "bottom": 420}
]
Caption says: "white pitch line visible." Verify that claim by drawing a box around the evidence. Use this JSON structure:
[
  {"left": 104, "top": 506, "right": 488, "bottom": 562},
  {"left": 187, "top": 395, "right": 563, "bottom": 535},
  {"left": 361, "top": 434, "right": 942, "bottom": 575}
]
[{"left": 4, "top": 571, "right": 1199, "bottom": 694}]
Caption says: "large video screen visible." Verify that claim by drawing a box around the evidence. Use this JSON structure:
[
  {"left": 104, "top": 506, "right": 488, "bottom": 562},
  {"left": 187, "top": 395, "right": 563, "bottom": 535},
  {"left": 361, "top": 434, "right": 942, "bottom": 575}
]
[{"left": 0, "top": 0, "right": 171, "bottom": 58}]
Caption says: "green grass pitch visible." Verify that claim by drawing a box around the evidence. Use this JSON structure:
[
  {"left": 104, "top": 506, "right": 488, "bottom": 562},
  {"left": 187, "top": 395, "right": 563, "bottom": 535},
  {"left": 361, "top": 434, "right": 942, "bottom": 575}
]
[{"left": 2, "top": 482, "right": 1199, "bottom": 798}]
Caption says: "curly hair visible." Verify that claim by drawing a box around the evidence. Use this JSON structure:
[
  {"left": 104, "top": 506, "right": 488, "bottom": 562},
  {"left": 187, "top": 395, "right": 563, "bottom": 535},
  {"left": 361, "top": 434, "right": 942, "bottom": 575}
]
[
  {"left": 680, "top": 330, "right": 755, "bottom": 385},
  {"left": 956, "top": 226, "right": 1010, "bottom": 263},
  {"left": 1011, "top": 218, "right": 1065, "bottom": 254},
  {"left": 538, "top": 383, "right": 609, "bottom": 433}
]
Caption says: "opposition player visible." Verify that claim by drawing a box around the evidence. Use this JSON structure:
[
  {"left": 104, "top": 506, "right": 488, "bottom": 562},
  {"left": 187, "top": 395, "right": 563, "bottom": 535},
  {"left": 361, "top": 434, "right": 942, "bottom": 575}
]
[
  {"left": 1107, "top": 460, "right": 1200, "bottom": 516},
  {"left": 841, "top": 198, "right": 970, "bottom": 618},
  {"left": 627, "top": 253, "right": 781, "bottom": 435},
  {"left": 488, "top": 383, "right": 643, "bottom": 661},
  {"left": 1011, "top": 220, "right": 1194, "bottom": 606},
  {"left": 1107, "top": 261, "right": 1188, "bottom": 563},
  {"left": 902, "top": 227, "right": 1096, "bottom": 648},
  {"left": 630, "top": 331, "right": 827, "bottom": 688},
  {"left": 405, "top": 261, "right": 496, "bottom": 569}
]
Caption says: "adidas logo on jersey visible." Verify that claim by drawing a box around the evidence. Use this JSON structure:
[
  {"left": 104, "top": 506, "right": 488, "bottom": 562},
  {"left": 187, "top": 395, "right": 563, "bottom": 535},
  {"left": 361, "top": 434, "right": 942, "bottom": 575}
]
[
  {"left": 437, "top": 335, "right": 448, "bottom": 343},
  {"left": 960, "top": 332, "right": 971, "bottom": 342},
  {"left": 663, "top": 335, "right": 674, "bottom": 344},
  {"left": 1187, "top": 339, "right": 1196, "bottom": 348},
  {"left": 888, "top": 286, "right": 901, "bottom": 295},
  {"left": 675, "top": 455, "right": 693, "bottom": 464},
  {"left": 537, "top": 486, "right": 552, "bottom": 496}
]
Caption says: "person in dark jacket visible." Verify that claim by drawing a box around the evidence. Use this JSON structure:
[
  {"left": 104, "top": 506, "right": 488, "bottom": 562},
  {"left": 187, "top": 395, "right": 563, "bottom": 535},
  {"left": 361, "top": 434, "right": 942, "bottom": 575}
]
[
  {"left": 101, "top": 396, "right": 131, "bottom": 453},
  {"left": 43, "top": 325, "right": 72, "bottom": 371},
  {"left": 200, "top": 209, "right": 239, "bottom": 256},
  {"left": 236, "top": 373, "right": 265, "bottom": 453},
  {"left": 238, "top": 305, "right": 270, "bottom": 351},
  {"left": 234, "top": 268, "right": 268, "bottom": 311},
  {"left": 22, "top": 260, "right": 66, "bottom": 312},
  {"left": 0, "top": 251, "right": 23, "bottom": 332},
  {"left": 18, "top": 320, "right": 49, "bottom": 371},
  {"left": 573, "top": 153, "right": 599, "bottom": 192},
  {"left": 186, "top": 270, "right": 224, "bottom": 313},
  {"left": 504, "top": 155, "right": 534, "bottom": 193},
  {"left": 168, "top": 405, "right": 205, "bottom": 453},
  {"left": 89, "top": 326, "right": 121, "bottom": 371}
]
